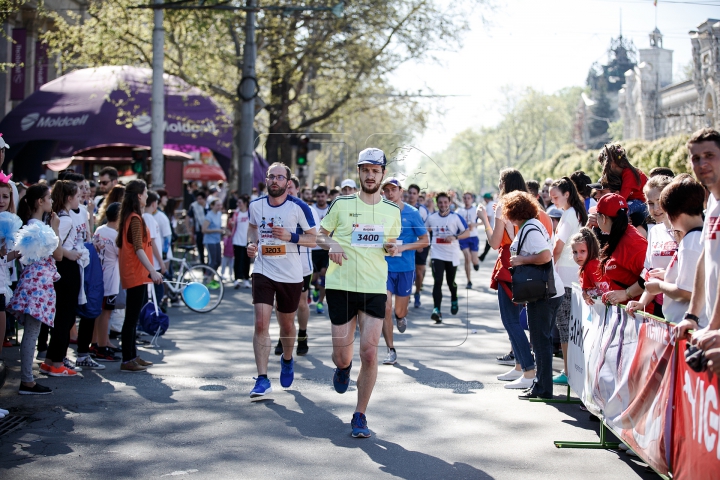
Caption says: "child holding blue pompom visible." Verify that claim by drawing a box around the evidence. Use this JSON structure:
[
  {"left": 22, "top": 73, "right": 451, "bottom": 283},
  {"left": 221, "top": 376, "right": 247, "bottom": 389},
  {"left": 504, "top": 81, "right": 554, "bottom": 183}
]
[
  {"left": 0, "top": 172, "right": 22, "bottom": 364},
  {"left": 9, "top": 184, "right": 63, "bottom": 394}
]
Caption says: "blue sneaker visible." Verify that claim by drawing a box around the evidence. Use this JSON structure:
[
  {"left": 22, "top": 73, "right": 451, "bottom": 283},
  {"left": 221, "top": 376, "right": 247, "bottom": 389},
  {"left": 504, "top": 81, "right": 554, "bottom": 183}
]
[
  {"left": 250, "top": 377, "right": 272, "bottom": 397},
  {"left": 351, "top": 412, "right": 371, "bottom": 438},
  {"left": 333, "top": 362, "right": 352, "bottom": 394},
  {"left": 451, "top": 300, "right": 459, "bottom": 315},
  {"left": 312, "top": 289, "right": 319, "bottom": 303},
  {"left": 414, "top": 292, "right": 420, "bottom": 308},
  {"left": 316, "top": 302, "right": 324, "bottom": 314},
  {"left": 280, "top": 357, "right": 294, "bottom": 388}
]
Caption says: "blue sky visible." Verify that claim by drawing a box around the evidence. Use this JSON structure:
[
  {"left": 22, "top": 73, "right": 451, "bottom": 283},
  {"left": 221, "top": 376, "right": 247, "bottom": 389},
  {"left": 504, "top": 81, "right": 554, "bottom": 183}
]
[{"left": 390, "top": 0, "right": 720, "bottom": 157}]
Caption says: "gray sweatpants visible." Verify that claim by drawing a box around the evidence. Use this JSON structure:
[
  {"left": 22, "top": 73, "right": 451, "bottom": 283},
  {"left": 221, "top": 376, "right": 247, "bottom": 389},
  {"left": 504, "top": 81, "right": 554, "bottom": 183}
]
[{"left": 20, "top": 314, "right": 42, "bottom": 383}]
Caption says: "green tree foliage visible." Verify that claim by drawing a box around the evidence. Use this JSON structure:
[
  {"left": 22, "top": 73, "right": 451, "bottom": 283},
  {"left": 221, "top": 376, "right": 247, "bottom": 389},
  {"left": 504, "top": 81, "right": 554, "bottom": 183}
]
[
  {"left": 415, "top": 86, "right": 582, "bottom": 192},
  {"left": 42, "top": 0, "right": 482, "bottom": 175}
]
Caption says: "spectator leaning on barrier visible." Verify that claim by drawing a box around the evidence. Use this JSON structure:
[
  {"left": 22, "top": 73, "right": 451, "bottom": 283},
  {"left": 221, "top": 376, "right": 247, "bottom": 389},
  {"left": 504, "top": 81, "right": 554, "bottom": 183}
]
[
  {"left": 628, "top": 174, "right": 706, "bottom": 324},
  {"left": 595, "top": 193, "right": 648, "bottom": 306},
  {"left": 678, "top": 129, "right": 720, "bottom": 375}
]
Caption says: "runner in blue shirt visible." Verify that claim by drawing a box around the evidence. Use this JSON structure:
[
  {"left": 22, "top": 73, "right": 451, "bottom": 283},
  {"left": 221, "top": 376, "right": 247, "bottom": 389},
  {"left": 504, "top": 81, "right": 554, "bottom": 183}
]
[{"left": 381, "top": 178, "right": 429, "bottom": 364}]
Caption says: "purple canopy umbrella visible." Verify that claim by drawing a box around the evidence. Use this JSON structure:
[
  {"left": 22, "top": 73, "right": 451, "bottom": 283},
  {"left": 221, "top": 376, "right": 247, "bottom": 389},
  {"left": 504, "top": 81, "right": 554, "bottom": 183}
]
[{"left": 0, "top": 65, "right": 267, "bottom": 187}]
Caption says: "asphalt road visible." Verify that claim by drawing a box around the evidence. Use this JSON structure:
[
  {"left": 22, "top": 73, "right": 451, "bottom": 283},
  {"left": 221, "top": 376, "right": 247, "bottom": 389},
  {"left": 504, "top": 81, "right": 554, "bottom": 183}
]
[{"left": 0, "top": 249, "right": 656, "bottom": 479}]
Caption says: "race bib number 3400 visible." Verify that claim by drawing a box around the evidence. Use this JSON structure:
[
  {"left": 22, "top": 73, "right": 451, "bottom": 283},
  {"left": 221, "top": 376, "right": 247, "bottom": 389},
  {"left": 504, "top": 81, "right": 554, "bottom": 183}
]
[{"left": 351, "top": 224, "right": 384, "bottom": 248}]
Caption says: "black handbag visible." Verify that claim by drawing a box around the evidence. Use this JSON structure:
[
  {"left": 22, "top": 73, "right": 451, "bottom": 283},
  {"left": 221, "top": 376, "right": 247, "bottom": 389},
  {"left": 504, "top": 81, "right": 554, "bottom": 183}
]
[{"left": 509, "top": 224, "right": 557, "bottom": 303}]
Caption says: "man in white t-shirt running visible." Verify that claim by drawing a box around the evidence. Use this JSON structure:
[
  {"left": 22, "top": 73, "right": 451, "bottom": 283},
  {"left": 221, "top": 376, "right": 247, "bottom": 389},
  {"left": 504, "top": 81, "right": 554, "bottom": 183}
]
[
  {"left": 272, "top": 175, "right": 319, "bottom": 357},
  {"left": 310, "top": 185, "right": 330, "bottom": 314},
  {"left": 246, "top": 163, "right": 317, "bottom": 398},
  {"left": 425, "top": 192, "right": 469, "bottom": 324},
  {"left": 455, "top": 192, "right": 480, "bottom": 289},
  {"left": 678, "top": 128, "right": 720, "bottom": 376},
  {"left": 407, "top": 184, "right": 429, "bottom": 308}
]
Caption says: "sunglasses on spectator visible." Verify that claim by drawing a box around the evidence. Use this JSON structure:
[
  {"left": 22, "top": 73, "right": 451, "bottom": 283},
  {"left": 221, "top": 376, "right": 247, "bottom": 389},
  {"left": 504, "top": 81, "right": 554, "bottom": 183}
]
[{"left": 99, "top": 180, "right": 111, "bottom": 186}]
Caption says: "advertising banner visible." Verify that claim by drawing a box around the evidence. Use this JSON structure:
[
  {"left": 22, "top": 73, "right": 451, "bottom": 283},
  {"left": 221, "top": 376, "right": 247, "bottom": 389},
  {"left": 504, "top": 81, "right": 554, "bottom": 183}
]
[
  {"left": 615, "top": 321, "right": 675, "bottom": 475},
  {"left": 35, "top": 41, "right": 48, "bottom": 91},
  {"left": 671, "top": 338, "right": 720, "bottom": 480},
  {"left": 567, "top": 286, "right": 603, "bottom": 415},
  {"left": 11, "top": 28, "right": 26, "bottom": 100}
]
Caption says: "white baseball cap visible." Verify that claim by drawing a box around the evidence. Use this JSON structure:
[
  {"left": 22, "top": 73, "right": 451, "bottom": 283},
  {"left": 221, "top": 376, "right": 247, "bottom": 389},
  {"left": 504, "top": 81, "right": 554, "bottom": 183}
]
[
  {"left": 381, "top": 177, "right": 402, "bottom": 189},
  {"left": 357, "top": 147, "right": 386, "bottom": 166},
  {"left": 340, "top": 179, "right": 357, "bottom": 189},
  {"left": 0, "top": 134, "right": 10, "bottom": 149}
]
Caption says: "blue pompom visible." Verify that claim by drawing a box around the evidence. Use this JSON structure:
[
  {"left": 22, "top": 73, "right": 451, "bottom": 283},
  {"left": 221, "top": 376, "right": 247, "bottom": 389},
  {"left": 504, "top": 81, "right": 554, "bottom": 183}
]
[
  {"left": 14, "top": 223, "right": 59, "bottom": 265},
  {"left": 0, "top": 212, "right": 22, "bottom": 249}
]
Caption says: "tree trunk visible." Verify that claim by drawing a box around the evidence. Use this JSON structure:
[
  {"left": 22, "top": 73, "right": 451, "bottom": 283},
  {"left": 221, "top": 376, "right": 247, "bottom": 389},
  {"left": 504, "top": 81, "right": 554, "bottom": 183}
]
[{"left": 266, "top": 67, "right": 293, "bottom": 166}]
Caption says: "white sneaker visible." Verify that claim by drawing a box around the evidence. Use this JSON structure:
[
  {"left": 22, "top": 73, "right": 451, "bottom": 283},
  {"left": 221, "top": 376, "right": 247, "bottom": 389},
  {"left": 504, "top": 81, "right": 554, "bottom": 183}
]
[
  {"left": 497, "top": 368, "right": 523, "bottom": 381},
  {"left": 243, "top": 279, "right": 251, "bottom": 289},
  {"left": 504, "top": 375, "right": 536, "bottom": 389}
]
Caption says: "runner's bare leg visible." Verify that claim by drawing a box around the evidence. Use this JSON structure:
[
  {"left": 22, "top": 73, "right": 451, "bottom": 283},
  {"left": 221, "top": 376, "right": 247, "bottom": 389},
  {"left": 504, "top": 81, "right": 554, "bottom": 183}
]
[
  {"left": 355, "top": 312, "right": 383, "bottom": 414},
  {"left": 253, "top": 303, "right": 273, "bottom": 375}
]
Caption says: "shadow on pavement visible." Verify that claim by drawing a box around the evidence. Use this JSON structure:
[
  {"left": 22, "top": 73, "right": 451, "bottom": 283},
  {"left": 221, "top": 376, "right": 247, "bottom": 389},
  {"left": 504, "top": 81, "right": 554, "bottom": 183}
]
[
  {"left": 266, "top": 390, "right": 494, "bottom": 479},
  {"left": 395, "top": 359, "right": 483, "bottom": 394}
]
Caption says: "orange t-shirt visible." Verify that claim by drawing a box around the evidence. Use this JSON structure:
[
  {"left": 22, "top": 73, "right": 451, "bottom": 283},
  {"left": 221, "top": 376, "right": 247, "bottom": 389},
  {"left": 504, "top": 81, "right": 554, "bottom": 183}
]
[{"left": 118, "top": 213, "right": 154, "bottom": 290}]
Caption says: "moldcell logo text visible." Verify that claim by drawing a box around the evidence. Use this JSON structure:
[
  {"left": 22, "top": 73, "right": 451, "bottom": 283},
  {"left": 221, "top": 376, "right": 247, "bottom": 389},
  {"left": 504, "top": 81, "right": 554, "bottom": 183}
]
[
  {"left": 21, "top": 112, "right": 90, "bottom": 131},
  {"left": 132, "top": 114, "right": 219, "bottom": 135}
]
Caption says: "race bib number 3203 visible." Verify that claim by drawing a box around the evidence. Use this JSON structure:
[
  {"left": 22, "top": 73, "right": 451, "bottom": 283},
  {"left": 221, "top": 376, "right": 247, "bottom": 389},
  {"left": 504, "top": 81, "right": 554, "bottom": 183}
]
[{"left": 351, "top": 224, "right": 384, "bottom": 248}]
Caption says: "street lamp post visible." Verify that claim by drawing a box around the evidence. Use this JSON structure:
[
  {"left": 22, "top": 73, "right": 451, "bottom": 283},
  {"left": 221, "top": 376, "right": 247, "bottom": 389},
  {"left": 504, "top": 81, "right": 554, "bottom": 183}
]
[{"left": 151, "top": 0, "right": 165, "bottom": 189}]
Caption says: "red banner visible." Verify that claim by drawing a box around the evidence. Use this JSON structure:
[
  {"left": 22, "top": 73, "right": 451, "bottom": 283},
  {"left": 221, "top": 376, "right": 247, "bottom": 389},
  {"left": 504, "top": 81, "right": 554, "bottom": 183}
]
[
  {"left": 672, "top": 338, "right": 720, "bottom": 480},
  {"left": 615, "top": 321, "right": 674, "bottom": 475}
]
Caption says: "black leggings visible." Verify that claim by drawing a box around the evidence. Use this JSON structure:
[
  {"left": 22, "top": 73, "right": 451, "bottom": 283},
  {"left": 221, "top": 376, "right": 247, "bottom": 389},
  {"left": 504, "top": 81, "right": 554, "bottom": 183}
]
[
  {"left": 122, "top": 285, "right": 147, "bottom": 362},
  {"left": 77, "top": 317, "right": 95, "bottom": 356},
  {"left": 479, "top": 240, "right": 492, "bottom": 260},
  {"left": 431, "top": 259, "right": 458, "bottom": 309},
  {"left": 47, "top": 259, "right": 80, "bottom": 363},
  {"left": 233, "top": 245, "right": 250, "bottom": 281}
]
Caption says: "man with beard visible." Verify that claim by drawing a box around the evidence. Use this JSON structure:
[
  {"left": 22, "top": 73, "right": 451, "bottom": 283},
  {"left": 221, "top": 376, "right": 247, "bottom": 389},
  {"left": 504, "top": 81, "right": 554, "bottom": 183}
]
[
  {"left": 317, "top": 148, "right": 401, "bottom": 438},
  {"left": 425, "top": 192, "right": 469, "bottom": 323},
  {"left": 94, "top": 166, "right": 119, "bottom": 207},
  {"left": 310, "top": 185, "right": 331, "bottom": 314},
  {"left": 273, "top": 175, "right": 319, "bottom": 357},
  {"left": 246, "top": 163, "right": 317, "bottom": 397},
  {"left": 407, "top": 184, "right": 429, "bottom": 308}
]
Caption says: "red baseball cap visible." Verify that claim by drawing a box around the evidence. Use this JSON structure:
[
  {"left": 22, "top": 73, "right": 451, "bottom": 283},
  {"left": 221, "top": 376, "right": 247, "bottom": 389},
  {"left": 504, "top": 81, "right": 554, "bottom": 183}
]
[{"left": 596, "top": 193, "right": 627, "bottom": 217}]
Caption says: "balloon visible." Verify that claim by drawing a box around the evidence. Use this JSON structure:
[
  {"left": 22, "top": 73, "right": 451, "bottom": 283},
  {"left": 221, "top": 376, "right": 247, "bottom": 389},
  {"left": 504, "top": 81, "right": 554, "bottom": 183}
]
[{"left": 183, "top": 282, "right": 210, "bottom": 310}]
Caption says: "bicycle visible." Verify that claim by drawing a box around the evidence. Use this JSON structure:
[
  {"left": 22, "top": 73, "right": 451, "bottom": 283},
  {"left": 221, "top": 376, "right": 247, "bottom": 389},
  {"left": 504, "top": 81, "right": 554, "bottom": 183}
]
[{"left": 165, "top": 246, "right": 225, "bottom": 313}]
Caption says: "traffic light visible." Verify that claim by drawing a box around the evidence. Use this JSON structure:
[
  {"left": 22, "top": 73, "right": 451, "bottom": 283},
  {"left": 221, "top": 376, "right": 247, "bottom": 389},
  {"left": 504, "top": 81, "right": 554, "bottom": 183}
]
[
  {"left": 131, "top": 148, "right": 149, "bottom": 174},
  {"left": 297, "top": 135, "right": 309, "bottom": 166}
]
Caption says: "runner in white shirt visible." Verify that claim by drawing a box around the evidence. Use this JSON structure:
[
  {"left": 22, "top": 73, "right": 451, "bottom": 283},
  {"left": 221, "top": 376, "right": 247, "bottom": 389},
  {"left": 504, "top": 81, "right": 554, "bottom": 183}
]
[
  {"left": 246, "top": 162, "right": 317, "bottom": 398},
  {"left": 272, "top": 175, "right": 319, "bottom": 358},
  {"left": 479, "top": 193, "right": 495, "bottom": 262},
  {"left": 455, "top": 192, "right": 480, "bottom": 289},
  {"left": 425, "top": 192, "right": 469, "bottom": 324},
  {"left": 407, "top": 184, "right": 429, "bottom": 308},
  {"left": 143, "top": 191, "right": 167, "bottom": 307},
  {"left": 310, "top": 185, "right": 330, "bottom": 314},
  {"left": 679, "top": 129, "right": 720, "bottom": 378}
]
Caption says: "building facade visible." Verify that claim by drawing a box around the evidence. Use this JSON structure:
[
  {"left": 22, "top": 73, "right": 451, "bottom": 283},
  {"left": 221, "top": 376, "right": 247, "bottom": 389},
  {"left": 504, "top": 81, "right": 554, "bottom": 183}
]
[
  {"left": 0, "top": 1, "right": 88, "bottom": 120},
  {"left": 619, "top": 19, "right": 720, "bottom": 140}
]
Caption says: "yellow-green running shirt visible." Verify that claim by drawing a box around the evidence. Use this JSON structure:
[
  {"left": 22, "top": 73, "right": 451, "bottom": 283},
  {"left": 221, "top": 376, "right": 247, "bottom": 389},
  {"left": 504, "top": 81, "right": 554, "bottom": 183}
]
[{"left": 320, "top": 194, "right": 402, "bottom": 294}]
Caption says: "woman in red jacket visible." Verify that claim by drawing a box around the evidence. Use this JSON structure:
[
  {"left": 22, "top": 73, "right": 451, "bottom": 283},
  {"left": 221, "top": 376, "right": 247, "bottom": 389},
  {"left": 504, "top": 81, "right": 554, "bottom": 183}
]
[{"left": 595, "top": 193, "right": 648, "bottom": 305}]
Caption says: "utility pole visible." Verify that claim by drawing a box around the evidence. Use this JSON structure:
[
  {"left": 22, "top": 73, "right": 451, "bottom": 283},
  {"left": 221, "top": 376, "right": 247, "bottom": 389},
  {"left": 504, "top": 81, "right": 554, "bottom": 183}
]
[
  {"left": 151, "top": 0, "right": 165, "bottom": 189},
  {"left": 237, "top": 0, "right": 257, "bottom": 195}
]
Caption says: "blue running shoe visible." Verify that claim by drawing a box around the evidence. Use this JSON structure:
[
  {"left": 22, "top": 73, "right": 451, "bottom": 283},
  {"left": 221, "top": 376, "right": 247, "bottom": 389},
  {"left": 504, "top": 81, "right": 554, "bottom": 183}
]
[
  {"left": 414, "top": 292, "right": 420, "bottom": 308},
  {"left": 280, "top": 357, "right": 294, "bottom": 388},
  {"left": 312, "top": 288, "right": 319, "bottom": 303},
  {"left": 351, "top": 412, "right": 371, "bottom": 438},
  {"left": 316, "top": 302, "right": 324, "bottom": 314},
  {"left": 250, "top": 377, "right": 272, "bottom": 397},
  {"left": 451, "top": 300, "right": 459, "bottom": 315},
  {"left": 333, "top": 362, "right": 352, "bottom": 394}
]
